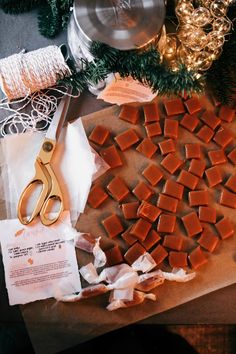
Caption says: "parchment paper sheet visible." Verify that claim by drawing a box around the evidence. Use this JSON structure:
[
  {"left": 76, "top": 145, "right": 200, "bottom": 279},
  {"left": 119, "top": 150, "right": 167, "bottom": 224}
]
[{"left": 21, "top": 97, "right": 236, "bottom": 354}]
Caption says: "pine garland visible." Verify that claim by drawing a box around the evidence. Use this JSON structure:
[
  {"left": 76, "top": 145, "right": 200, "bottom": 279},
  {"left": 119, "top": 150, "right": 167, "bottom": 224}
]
[
  {"left": 38, "top": 0, "right": 73, "bottom": 38},
  {"left": 90, "top": 42, "right": 204, "bottom": 96},
  {"left": 0, "top": 0, "right": 73, "bottom": 37},
  {"left": 206, "top": 33, "right": 236, "bottom": 105},
  {"left": 61, "top": 42, "right": 204, "bottom": 96},
  {"left": 206, "top": 4, "right": 236, "bottom": 105},
  {"left": 38, "top": 1, "right": 61, "bottom": 38},
  {"left": 0, "top": 0, "right": 40, "bottom": 14}
]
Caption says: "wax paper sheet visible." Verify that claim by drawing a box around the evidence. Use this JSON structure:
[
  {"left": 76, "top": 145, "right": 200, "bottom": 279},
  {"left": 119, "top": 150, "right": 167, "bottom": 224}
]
[{"left": 0, "top": 119, "right": 96, "bottom": 225}]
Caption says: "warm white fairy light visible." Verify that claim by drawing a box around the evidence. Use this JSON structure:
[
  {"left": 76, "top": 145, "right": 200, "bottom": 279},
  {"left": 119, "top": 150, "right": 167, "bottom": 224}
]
[{"left": 160, "top": 0, "right": 232, "bottom": 73}]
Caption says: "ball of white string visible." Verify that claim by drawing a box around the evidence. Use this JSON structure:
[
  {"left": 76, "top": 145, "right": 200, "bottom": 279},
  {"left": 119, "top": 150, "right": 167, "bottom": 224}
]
[
  {"left": 0, "top": 45, "right": 72, "bottom": 100},
  {"left": 0, "top": 45, "right": 79, "bottom": 136}
]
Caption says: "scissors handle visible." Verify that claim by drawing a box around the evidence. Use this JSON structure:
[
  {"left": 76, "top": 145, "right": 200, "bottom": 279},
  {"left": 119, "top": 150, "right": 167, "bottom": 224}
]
[
  {"left": 17, "top": 159, "right": 64, "bottom": 226},
  {"left": 39, "top": 163, "right": 64, "bottom": 226},
  {"left": 17, "top": 158, "right": 51, "bottom": 225}
]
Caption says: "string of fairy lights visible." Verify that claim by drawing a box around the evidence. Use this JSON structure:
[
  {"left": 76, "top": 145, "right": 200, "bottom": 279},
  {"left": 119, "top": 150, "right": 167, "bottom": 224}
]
[{"left": 159, "top": 0, "right": 234, "bottom": 74}]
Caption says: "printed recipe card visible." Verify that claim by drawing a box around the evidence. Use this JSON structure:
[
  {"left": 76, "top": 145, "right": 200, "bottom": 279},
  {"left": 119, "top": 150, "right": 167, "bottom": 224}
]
[{"left": 0, "top": 212, "right": 81, "bottom": 305}]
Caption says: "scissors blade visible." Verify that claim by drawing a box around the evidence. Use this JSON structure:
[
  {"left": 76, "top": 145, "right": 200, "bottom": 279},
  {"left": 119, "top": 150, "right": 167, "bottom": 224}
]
[{"left": 46, "top": 89, "right": 72, "bottom": 141}]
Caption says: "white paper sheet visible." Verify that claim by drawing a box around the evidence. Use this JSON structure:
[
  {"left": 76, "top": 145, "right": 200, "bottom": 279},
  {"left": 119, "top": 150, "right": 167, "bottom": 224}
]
[
  {"left": 0, "top": 211, "right": 81, "bottom": 305},
  {"left": 0, "top": 118, "right": 96, "bottom": 225}
]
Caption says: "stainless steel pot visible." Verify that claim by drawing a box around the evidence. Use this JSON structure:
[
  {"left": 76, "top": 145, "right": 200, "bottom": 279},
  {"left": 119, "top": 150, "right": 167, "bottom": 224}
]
[{"left": 67, "top": 0, "right": 166, "bottom": 93}]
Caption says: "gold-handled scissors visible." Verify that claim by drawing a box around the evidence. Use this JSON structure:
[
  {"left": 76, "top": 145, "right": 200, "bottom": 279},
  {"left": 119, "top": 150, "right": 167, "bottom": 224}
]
[{"left": 17, "top": 91, "right": 71, "bottom": 226}]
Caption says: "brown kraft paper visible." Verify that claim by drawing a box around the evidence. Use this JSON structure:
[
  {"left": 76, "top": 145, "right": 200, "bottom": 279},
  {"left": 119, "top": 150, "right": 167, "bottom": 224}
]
[{"left": 21, "top": 95, "right": 236, "bottom": 354}]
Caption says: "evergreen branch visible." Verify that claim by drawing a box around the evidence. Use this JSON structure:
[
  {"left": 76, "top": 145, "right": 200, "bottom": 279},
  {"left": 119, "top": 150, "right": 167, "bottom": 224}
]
[
  {"left": 60, "top": 0, "right": 73, "bottom": 29},
  {"left": 206, "top": 31, "right": 236, "bottom": 104},
  {"left": 38, "top": 0, "right": 73, "bottom": 38},
  {"left": 0, "top": 0, "right": 41, "bottom": 14},
  {"left": 90, "top": 42, "right": 203, "bottom": 96},
  {"left": 59, "top": 58, "right": 110, "bottom": 92},
  {"left": 38, "top": 1, "right": 61, "bottom": 38}
]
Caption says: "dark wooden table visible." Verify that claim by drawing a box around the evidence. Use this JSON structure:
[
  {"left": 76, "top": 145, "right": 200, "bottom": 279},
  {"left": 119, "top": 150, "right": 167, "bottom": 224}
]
[{"left": 0, "top": 8, "right": 235, "bottom": 354}]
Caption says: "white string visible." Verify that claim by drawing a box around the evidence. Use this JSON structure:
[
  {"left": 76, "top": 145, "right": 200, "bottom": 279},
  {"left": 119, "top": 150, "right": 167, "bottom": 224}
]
[
  {"left": 0, "top": 46, "right": 80, "bottom": 136},
  {"left": 0, "top": 86, "right": 80, "bottom": 136}
]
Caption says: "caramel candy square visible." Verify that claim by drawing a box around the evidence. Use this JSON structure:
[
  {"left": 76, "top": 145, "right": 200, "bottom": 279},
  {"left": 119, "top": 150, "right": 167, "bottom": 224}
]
[
  {"left": 180, "top": 113, "right": 200, "bottom": 132},
  {"left": 121, "top": 226, "right": 137, "bottom": 246},
  {"left": 87, "top": 184, "right": 109, "bottom": 208},
  {"left": 164, "top": 98, "right": 186, "bottom": 116},
  {"left": 100, "top": 145, "right": 123, "bottom": 169},
  {"left": 197, "top": 125, "right": 214, "bottom": 143},
  {"left": 184, "top": 97, "right": 202, "bottom": 115},
  {"left": 89, "top": 125, "right": 110, "bottom": 146},
  {"left": 142, "top": 163, "right": 163, "bottom": 186},
  {"left": 107, "top": 176, "right": 129, "bottom": 202},
  {"left": 124, "top": 242, "right": 146, "bottom": 265},
  {"left": 132, "top": 181, "right": 154, "bottom": 201},
  {"left": 228, "top": 147, "right": 236, "bottom": 165},
  {"left": 121, "top": 201, "right": 139, "bottom": 219},
  {"left": 213, "top": 127, "right": 234, "bottom": 149},
  {"left": 219, "top": 188, "right": 236, "bottom": 209},
  {"left": 182, "top": 212, "right": 202, "bottom": 237},
  {"left": 130, "top": 218, "right": 152, "bottom": 241},
  {"left": 136, "top": 138, "right": 158, "bottom": 158},
  {"left": 189, "top": 190, "right": 210, "bottom": 206},
  {"left": 161, "top": 153, "right": 183, "bottom": 174},
  {"left": 177, "top": 170, "right": 199, "bottom": 190},
  {"left": 198, "top": 229, "right": 219, "bottom": 253},
  {"left": 102, "top": 214, "right": 124, "bottom": 238},
  {"left": 205, "top": 166, "right": 222, "bottom": 188},
  {"left": 145, "top": 122, "right": 162, "bottom": 138},
  {"left": 215, "top": 217, "right": 234, "bottom": 239},
  {"left": 208, "top": 149, "right": 227, "bottom": 165},
  {"left": 105, "top": 245, "right": 123, "bottom": 266},
  {"left": 119, "top": 105, "right": 140, "bottom": 124},
  {"left": 225, "top": 174, "right": 236, "bottom": 193},
  {"left": 164, "top": 119, "right": 179, "bottom": 139},
  {"left": 141, "top": 229, "right": 161, "bottom": 250},
  {"left": 81, "top": 284, "right": 108, "bottom": 298},
  {"left": 163, "top": 235, "right": 184, "bottom": 251},
  {"left": 200, "top": 111, "right": 221, "bottom": 130},
  {"left": 169, "top": 251, "right": 188, "bottom": 268},
  {"left": 157, "top": 194, "right": 179, "bottom": 213},
  {"left": 157, "top": 214, "right": 176, "bottom": 233},
  {"left": 219, "top": 105, "right": 235, "bottom": 122},
  {"left": 162, "top": 179, "right": 184, "bottom": 200},
  {"left": 189, "top": 246, "right": 208, "bottom": 269},
  {"left": 137, "top": 201, "right": 161, "bottom": 222},
  {"left": 115, "top": 129, "right": 140, "bottom": 151},
  {"left": 185, "top": 143, "right": 201, "bottom": 159},
  {"left": 143, "top": 102, "right": 160, "bottom": 123},
  {"left": 188, "top": 159, "right": 206, "bottom": 178},
  {"left": 199, "top": 206, "right": 216, "bottom": 223},
  {"left": 158, "top": 139, "right": 176, "bottom": 155},
  {"left": 151, "top": 244, "right": 168, "bottom": 265}
]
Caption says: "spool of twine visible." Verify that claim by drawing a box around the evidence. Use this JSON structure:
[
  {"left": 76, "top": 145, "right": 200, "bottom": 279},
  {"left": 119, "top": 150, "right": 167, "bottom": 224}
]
[{"left": 0, "top": 45, "right": 72, "bottom": 101}]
